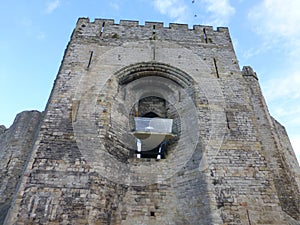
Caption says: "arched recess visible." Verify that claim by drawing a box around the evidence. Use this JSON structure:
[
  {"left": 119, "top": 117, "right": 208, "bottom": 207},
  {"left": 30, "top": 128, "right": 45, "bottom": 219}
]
[
  {"left": 112, "top": 62, "right": 199, "bottom": 160},
  {"left": 71, "top": 41, "right": 220, "bottom": 186},
  {"left": 115, "top": 61, "right": 195, "bottom": 90}
]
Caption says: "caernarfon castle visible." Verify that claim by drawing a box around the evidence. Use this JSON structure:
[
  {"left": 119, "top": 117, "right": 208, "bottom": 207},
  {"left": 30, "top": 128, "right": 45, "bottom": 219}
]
[{"left": 1, "top": 18, "right": 299, "bottom": 224}]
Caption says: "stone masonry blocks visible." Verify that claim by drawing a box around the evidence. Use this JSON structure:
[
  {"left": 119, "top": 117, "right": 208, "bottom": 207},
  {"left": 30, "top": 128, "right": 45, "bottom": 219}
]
[{"left": 2, "top": 18, "right": 299, "bottom": 224}]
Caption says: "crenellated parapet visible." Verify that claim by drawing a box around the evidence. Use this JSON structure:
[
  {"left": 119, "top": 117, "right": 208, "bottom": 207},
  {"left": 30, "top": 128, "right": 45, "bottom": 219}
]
[
  {"left": 74, "top": 17, "right": 232, "bottom": 47},
  {"left": 64, "top": 17, "right": 240, "bottom": 79}
]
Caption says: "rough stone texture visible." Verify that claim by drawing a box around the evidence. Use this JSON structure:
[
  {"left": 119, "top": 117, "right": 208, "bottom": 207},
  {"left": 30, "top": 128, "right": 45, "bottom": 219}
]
[
  {"left": 0, "top": 111, "right": 42, "bottom": 224},
  {"left": 242, "top": 67, "right": 300, "bottom": 222},
  {"left": 1, "top": 18, "right": 300, "bottom": 224}
]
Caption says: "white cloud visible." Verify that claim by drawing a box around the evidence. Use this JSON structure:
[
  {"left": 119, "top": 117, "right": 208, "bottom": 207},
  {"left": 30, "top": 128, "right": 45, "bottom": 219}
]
[
  {"left": 264, "top": 71, "right": 300, "bottom": 101},
  {"left": 270, "top": 102, "right": 300, "bottom": 137},
  {"left": 242, "top": 47, "right": 265, "bottom": 60},
  {"left": 290, "top": 136, "right": 300, "bottom": 164},
  {"left": 272, "top": 105, "right": 300, "bottom": 120},
  {"left": 46, "top": 0, "right": 60, "bottom": 14},
  {"left": 248, "top": 2, "right": 300, "bottom": 161},
  {"left": 153, "top": 0, "right": 189, "bottom": 22},
  {"left": 248, "top": 0, "right": 300, "bottom": 60},
  {"left": 248, "top": 0, "right": 300, "bottom": 38},
  {"left": 198, "top": 0, "right": 235, "bottom": 26}
]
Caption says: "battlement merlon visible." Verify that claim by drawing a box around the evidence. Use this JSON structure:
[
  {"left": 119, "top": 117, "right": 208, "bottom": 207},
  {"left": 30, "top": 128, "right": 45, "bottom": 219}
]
[
  {"left": 242, "top": 66, "right": 259, "bottom": 80},
  {"left": 76, "top": 17, "right": 230, "bottom": 32},
  {"left": 74, "top": 17, "right": 232, "bottom": 45}
]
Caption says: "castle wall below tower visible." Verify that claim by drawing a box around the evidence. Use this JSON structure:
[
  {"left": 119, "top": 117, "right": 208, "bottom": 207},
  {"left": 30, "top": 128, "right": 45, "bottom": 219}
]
[{"left": 0, "top": 111, "right": 42, "bottom": 224}]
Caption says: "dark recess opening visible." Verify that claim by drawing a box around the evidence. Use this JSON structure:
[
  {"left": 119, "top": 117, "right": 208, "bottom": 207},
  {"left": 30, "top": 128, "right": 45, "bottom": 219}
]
[{"left": 142, "top": 112, "right": 159, "bottom": 118}]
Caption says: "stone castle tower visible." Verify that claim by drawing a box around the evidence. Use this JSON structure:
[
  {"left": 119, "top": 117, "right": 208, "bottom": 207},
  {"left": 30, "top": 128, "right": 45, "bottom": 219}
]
[{"left": 1, "top": 18, "right": 299, "bottom": 224}]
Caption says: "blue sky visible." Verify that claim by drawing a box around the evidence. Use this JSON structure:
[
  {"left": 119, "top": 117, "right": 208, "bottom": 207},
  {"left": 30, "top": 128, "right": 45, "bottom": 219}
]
[{"left": 0, "top": 0, "right": 299, "bottom": 161}]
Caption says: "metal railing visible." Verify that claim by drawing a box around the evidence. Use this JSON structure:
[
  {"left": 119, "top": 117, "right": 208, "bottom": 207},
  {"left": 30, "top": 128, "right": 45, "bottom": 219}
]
[{"left": 134, "top": 117, "right": 173, "bottom": 133}]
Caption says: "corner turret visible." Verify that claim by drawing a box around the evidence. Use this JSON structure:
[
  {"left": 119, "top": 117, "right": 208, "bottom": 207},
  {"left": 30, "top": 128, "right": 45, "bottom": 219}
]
[{"left": 242, "top": 66, "right": 258, "bottom": 80}]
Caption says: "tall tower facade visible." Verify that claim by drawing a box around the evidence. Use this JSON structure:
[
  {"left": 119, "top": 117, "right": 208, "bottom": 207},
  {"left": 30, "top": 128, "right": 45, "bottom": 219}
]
[{"left": 4, "top": 18, "right": 300, "bottom": 224}]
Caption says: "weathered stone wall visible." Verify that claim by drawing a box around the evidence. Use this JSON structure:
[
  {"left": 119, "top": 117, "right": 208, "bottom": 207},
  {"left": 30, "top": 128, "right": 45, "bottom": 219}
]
[
  {"left": 242, "top": 66, "right": 300, "bottom": 222},
  {"left": 271, "top": 118, "right": 300, "bottom": 220},
  {"left": 2, "top": 18, "right": 299, "bottom": 224},
  {"left": 0, "top": 111, "right": 42, "bottom": 224}
]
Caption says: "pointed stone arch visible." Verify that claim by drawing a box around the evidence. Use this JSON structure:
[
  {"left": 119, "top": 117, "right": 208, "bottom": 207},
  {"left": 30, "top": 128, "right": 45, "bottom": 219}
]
[{"left": 115, "top": 61, "right": 195, "bottom": 89}]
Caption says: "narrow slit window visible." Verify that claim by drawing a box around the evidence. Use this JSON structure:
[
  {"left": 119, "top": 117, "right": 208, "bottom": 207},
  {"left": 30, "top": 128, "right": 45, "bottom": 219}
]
[
  {"left": 100, "top": 22, "right": 105, "bottom": 36},
  {"left": 226, "top": 112, "right": 230, "bottom": 129},
  {"left": 213, "top": 58, "right": 219, "bottom": 78},
  {"left": 152, "top": 25, "right": 156, "bottom": 40},
  {"left": 87, "top": 51, "right": 93, "bottom": 69},
  {"left": 203, "top": 28, "right": 208, "bottom": 43}
]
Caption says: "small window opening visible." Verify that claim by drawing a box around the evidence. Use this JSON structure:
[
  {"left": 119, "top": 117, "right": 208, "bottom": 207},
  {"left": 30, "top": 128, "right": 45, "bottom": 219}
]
[
  {"left": 213, "top": 58, "right": 219, "bottom": 78},
  {"left": 226, "top": 115, "right": 230, "bottom": 129},
  {"left": 87, "top": 51, "right": 93, "bottom": 69},
  {"left": 203, "top": 28, "right": 208, "bottom": 43},
  {"left": 225, "top": 111, "right": 238, "bottom": 130},
  {"left": 246, "top": 209, "right": 252, "bottom": 225},
  {"left": 150, "top": 211, "right": 155, "bottom": 217},
  {"left": 152, "top": 25, "right": 156, "bottom": 40},
  {"left": 100, "top": 22, "right": 105, "bottom": 36},
  {"left": 143, "top": 112, "right": 159, "bottom": 118}
]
